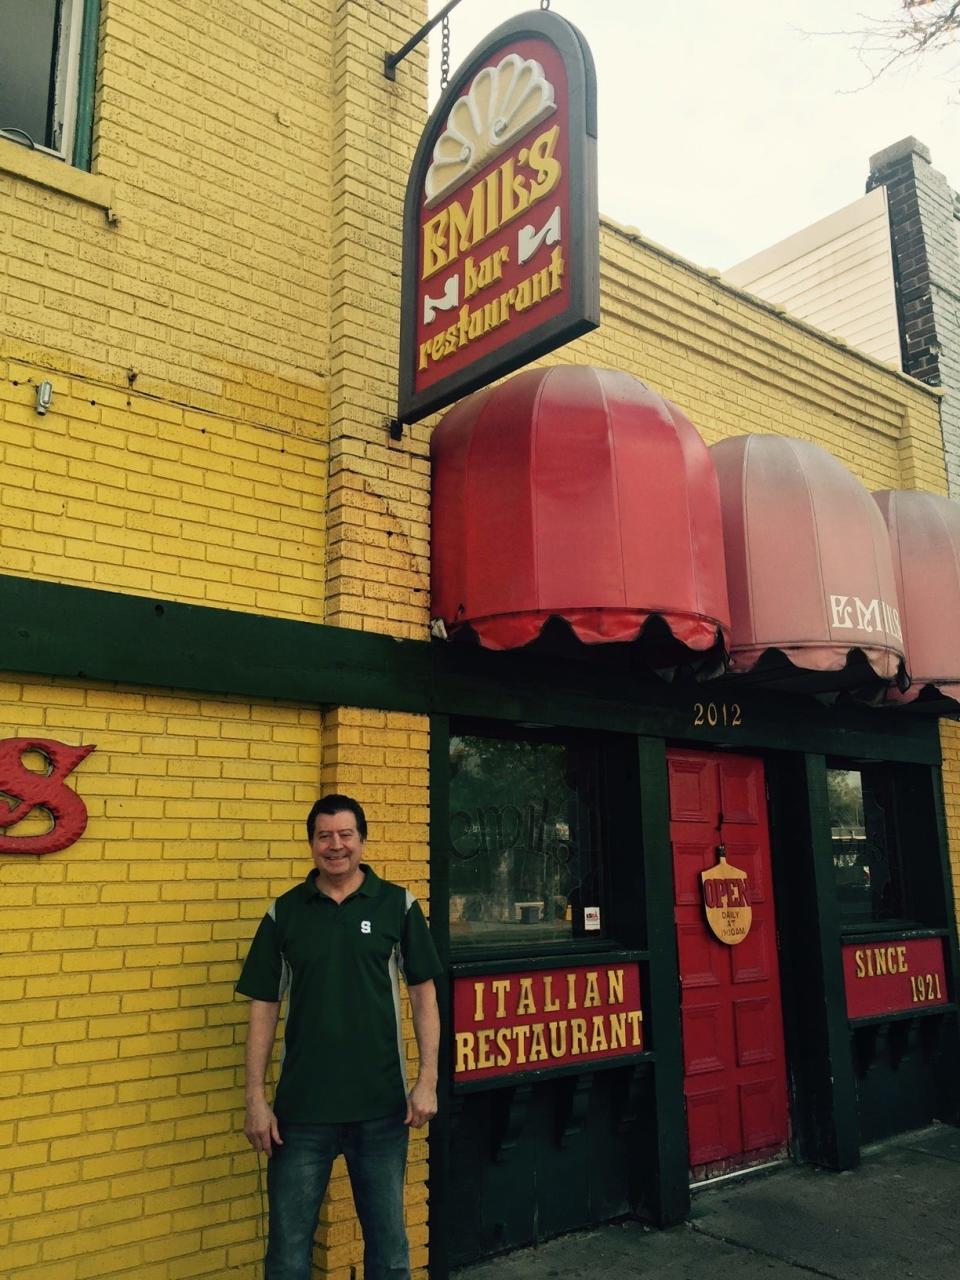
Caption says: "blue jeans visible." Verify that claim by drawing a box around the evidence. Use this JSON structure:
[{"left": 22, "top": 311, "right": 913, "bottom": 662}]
[{"left": 265, "top": 1112, "right": 410, "bottom": 1280}]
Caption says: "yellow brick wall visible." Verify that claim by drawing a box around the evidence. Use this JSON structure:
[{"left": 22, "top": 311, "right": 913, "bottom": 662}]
[
  {"left": 0, "top": 0, "right": 429, "bottom": 630},
  {"left": 0, "top": 680, "right": 430, "bottom": 1280},
  {"left": 324, "top": 2, "right": 432, "bottom": 639},
  {"left": 0, "top": 673, "right": 324, "bottom": 1279},
  {"left": 316, "top": 707, "right": 431, "bottom": 1280},
  {"left": 0, "top": 361, "right": 326, "bottom": 618}
]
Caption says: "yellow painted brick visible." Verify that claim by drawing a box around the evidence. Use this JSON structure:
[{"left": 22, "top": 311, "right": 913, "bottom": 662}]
[{"left": 11, "top": 1206, "right": 80, "bottom": 1242}]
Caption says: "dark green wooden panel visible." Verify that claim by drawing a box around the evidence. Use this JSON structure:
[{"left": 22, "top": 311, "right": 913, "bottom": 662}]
[
  {"left": 430, "top": 642, "right": 942, "bottom": 764},
  {"left": 0, "top": 573, "right": 430, "bottom": 711},
  {"left": 428, "top": 716, "right": 453, "bottom": 1280},
  {"left": 0, "top": 574, "right": 941, "bottom": 765},
  {"left": 929, "top": 769, "right": 960, "bottom": 1123},
  {"left": 769, "top": 753, "right": 860, "bottom": 1170},
  {"left": 853, "top": 1016, "right": 957, "bottom": 1140},
  {"left": 634, "top": 736, "right": 689, "bottom": 1226}
]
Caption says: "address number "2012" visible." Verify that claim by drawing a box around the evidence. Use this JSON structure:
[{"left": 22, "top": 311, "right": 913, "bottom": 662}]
[{"left": 693, "top": 702, "right": 743, "bottom": 728}]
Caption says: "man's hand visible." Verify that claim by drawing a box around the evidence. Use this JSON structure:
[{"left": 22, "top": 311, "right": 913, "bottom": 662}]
[
  {"left": 243, "top": 999, "right": 282, "bottom": 1155},
  {"left": 405, "top": 1078, "right": 438, "bottom": 1128},
  {"left": 406, "top": 979, "right": 440, "bottom": 1127},
  {"left": 245, "top": 1095, "right": 283, "bottom": 1157}
]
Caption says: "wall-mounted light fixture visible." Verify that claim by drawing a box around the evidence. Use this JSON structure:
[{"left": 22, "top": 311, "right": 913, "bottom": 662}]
[{"left": 35, "top": 381, "right": 53, "bottom": 415}]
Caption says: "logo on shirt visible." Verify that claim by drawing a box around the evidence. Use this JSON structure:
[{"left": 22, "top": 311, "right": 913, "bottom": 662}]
[{"left": 361, "top": 920, "right": 371, "bottom": 934}]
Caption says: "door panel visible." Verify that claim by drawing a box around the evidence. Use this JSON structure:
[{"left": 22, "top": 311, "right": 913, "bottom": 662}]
[
  {"left": 730, "top": 920, "right": 772, "bottom": 984},
  {"left": 718, "top": 756, "right": 764, "bottom": 824},
  {"left": 733, "top": 997, "right": 776, "bottom": 1066},
  {"left": 676, "top": 922, "right": 722, "bottom": 988},
  {"left": 668, "top": 748, "right": 788, "bottom": 1177},
  {"left": 686, "top": 1086, "right": 738, "bottom": 1166},
  {"left": 682, "top": 1003, "right": 726, "bottom": 1075}
]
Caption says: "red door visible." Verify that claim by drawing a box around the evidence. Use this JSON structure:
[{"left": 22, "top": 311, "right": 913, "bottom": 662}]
[{"left": 668, "top": 749, "right": 789, "bottom": 1176}]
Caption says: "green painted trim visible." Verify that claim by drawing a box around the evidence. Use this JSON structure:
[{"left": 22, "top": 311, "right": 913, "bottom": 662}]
[
  {"left": 839, "top": 927, "right": 948, "bottom": 943},
  {"left": 0, "top": 574, "right": 943, "bottom": 766},
  {"left": 452, "top": 1053, "right": 653, "bottom": 1094},
  {"left": 0, "top": 574, "right": 430, "bottom": 710},
  {"left": 451, "top": 949, "right": 647, "bottom": 977},
  {"left": 635, "top": 736, "right": 689, "bottom": 1227},
  {"left": 849, "top": 1005, "right": 958, "bottom": 1028},
  {"left": 428, "top": 715, "right": 452, "bottom": 1280},
  {"left": 928, "top": 769, "right": 960, "bottom": 1121},
  {"left": 73, "top": 0, "right": 101, "bottom": 171},
  {"left": 803, "top": 753, "right": 862, "bottom": 1167},
  {"left": 449, "top": 939, "right": 627, "bottom": 965},
  {"left": 431, "top": 644, "right": 942, "bottom": 762},
  {"left": 429, "top": 715, "right": 452, "bottom": 961},
  {"left": 767, "top": 752, "right": 857, "bottom": 1169}
]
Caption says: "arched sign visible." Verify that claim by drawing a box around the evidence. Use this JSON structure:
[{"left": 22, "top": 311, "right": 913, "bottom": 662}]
[
  {"left": 398, "top": 10, "right": 599, "bottom": 425},
  {"left": 701, "top": 853, "right": 752, "bottom": 945}
]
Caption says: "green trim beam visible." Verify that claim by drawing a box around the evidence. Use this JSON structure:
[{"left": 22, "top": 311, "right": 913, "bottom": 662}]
[
  {"left": 774, "top": 753, "right": 861, "bottom": 1169},
  {"left": 0, "top": 574, "right": 942, "bottom": 765},
  {"left": 428, "top": 715, "right": 452, "bottom": 1280},
  {"left": 634, "top": 736, "right": 689, "bottom": 1225},
  {"left": 0, "top": 574, "right": 430, "bottom": 711}
]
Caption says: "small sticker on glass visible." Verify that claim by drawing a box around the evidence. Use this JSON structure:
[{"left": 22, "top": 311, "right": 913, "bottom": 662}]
[{"left": 584, "top": 906, "right": 601, "bottom": 931}]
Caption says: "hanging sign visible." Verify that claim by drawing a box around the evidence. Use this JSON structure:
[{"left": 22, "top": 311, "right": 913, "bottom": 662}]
[
  {"left": 452, "top": 962, "right": 643, "bottom": 1083},
  {"left": 398, "top": 10, "right": 599, "bottom": 425},
  {"left": 0, "top": 737, "right": 96, "bottom": 855},
  {"left": 701, "top": 854, "right": 752, "bottom": 945},
  {"left": 842, "top": 937, "right": 949, "bottom": 1020}
]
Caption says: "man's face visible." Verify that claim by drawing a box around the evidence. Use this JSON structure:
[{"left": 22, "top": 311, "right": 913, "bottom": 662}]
[{"left": 310, "top": 809, "right": 365, "bottom": 883}]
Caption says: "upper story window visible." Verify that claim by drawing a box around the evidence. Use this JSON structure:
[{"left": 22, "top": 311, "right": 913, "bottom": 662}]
[{"left": 0, "top": 0, "right": 95, "bottom": 166}]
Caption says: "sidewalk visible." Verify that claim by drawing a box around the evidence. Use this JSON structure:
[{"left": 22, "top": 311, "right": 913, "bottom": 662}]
[{"left": 452, "top": 1124, "right": 960, "bottom": 1279}]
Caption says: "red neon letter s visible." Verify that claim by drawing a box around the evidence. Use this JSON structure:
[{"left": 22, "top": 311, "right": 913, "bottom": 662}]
[{"left": 0, "top": 738, "right": 96, "bottom": 855}]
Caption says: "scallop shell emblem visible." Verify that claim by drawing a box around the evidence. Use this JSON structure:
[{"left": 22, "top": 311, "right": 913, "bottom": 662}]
[{"left": 424, "top": 54, "right": 557, "bottom": 208}]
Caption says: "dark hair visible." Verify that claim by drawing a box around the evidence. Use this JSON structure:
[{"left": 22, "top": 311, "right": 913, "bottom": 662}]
[{"left": 306, "top": 794, "right": 367, "bottom": 842}]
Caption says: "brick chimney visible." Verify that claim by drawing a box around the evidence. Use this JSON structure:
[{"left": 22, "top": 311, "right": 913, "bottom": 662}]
[{"left": 867, "top": 137, "right": 960, "bottom": 496}]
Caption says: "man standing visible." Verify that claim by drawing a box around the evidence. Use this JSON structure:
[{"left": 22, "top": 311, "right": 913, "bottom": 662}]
[{"left": 237, "top": 794, "right": 442, "bottom": 1280}]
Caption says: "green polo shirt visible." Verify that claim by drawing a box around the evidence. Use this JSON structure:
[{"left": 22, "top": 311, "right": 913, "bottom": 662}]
[{"left": 236, "top": 865, "right": 442, "bottom": 1123}]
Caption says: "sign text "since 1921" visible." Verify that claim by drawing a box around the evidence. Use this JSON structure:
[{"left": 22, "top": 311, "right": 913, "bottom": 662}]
[{"left": 843, "top": 938, "right": 948, "bottom": 1020}]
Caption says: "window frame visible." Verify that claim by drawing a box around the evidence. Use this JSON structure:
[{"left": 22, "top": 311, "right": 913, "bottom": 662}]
[
  {"left": 0, "top": 0, "right": 100, "bottom": 170},
  {"left": 826, "top": 757, "right": 917, "bottom": 931},
  {"left": 445, "top": 719, "right": 610, "bottom": 956}
]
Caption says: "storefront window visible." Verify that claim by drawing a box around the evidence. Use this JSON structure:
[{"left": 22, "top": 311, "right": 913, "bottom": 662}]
[
  {"left": 447, "top": 730, "right": 602, "bottom": 945},
  {"left": 827, "top": 765, "right": 903, "bottom": 924}
]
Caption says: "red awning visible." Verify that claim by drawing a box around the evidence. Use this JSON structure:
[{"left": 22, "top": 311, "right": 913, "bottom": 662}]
[
  {"left": 430, "top": 366, "right": 731, "bottom": 656},
  {"left": 874, "top": 489, "right": 960, "bottom": 707},
  {"left": 711, "top": 435, "right": 906, "bottom": 688}
]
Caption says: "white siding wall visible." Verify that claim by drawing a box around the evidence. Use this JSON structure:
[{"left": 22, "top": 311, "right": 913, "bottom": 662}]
[{"left": 724, "top": 188, "right": 902, "bottom": 369}]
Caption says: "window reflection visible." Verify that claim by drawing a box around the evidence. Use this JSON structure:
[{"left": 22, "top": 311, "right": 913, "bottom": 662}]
[
  {"left": 448, "top": 733, "right": 600, "bottom": 944},
  {"left": 827, "top": 765, "right": 902, "bottom": 922}
]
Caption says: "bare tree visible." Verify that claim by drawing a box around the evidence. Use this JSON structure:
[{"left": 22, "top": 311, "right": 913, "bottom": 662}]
[{"left": 837, "top": 0, "right": 959, "bottom": 87}]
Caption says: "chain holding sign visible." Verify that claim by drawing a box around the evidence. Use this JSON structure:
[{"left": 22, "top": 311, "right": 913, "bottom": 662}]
[{"left": 397, "top": 10, "right": 599, "bottom": 426}]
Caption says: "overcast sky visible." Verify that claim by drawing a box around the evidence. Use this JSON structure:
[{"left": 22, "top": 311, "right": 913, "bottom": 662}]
[{"left": 425, "top": 1, "right": 957, "bottom": 269}]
